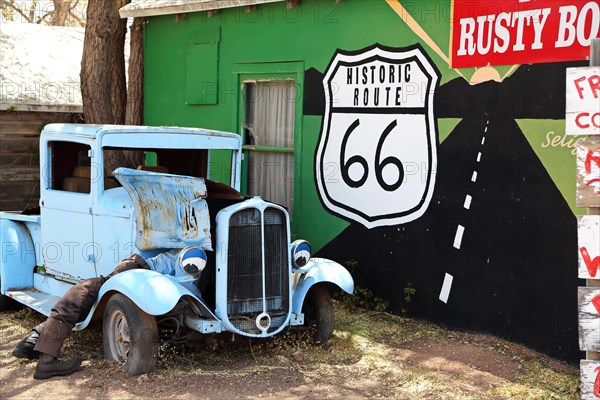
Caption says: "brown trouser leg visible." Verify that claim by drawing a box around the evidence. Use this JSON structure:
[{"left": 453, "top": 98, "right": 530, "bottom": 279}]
[
  {"left": 32, "top": 254, "right": 148, "bottom": 358},
  {"left": 34, "top": 277, "right": 104, "bottom": 358}
]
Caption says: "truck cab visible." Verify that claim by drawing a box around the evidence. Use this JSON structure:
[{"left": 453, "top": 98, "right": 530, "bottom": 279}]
[{"left": 0, "top": 124, "right": 354, "bottom": 375}]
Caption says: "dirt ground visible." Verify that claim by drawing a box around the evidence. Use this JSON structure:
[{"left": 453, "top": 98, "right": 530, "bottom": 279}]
[{"left": 0, "top": 304, "right": 580, "bottom": 400}]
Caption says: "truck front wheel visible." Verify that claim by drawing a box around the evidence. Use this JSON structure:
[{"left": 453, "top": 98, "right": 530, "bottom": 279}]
[
  {"left": 302, "top": 285, "right": 334, "bottom": 344},
  {"left": 103, "top": 293, "right": 158, "bottom": 376}
]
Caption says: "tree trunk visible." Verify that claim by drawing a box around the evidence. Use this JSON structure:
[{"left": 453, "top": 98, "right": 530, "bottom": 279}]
[
  {"left": 80, "top": 0, "right": 130, "bottom": 125},
  {"left": 80, "top": 0, "right": 118, "bottom": 124},
  {"left": 111, "top": 0, "right": 129, "bottom": 125},
  {"left": 81, "top": 0, "right": 141, "bottom": 173},
  {"left": 51, "top": 0, "right": 69, "bottom": 26},
  {"left": 125, "top": 17, "right": 144, "bottom": 125}
]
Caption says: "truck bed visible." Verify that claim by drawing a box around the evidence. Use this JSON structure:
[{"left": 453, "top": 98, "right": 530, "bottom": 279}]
[{"left": 0, "top": 211, "right": 41, "bottom": 223}]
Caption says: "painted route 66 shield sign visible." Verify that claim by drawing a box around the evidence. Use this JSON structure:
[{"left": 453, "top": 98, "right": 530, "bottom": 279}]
[{"left": 315, "top": 44, "right": 440, "bottom": 228}]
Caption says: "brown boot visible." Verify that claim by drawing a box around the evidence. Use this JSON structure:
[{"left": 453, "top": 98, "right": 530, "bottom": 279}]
[
  {"left": 12, "top": 330, "right": 40, "bottom": 360},
  {"left": 33, "top": 353, "right": 82, "bottom": 380}
]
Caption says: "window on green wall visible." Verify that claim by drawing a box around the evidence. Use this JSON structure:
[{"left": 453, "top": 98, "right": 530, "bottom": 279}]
[{"left": 242, "top": 80, "right": 296, "bottom": 215}]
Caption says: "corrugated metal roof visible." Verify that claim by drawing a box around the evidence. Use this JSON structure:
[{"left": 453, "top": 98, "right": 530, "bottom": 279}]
[
  {"left": 120, "top": 0, "right": 286, "bottom": 18},
  {"left": 0, "top": 22, "right": 84, "bottom": 112}
]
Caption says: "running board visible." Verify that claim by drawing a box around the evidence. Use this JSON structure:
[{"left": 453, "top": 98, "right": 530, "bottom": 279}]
[
  {"left": 6, "top": 290, "right": 86, "bottom": 331},
  {"left": 6, "top": 289, "right": 58, "bottom": 317},
  {"left": 6, "top": 272, "right": 77, "bottom": 316}
]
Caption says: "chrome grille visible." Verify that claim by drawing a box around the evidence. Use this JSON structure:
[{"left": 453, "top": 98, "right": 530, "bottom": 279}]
[{"left": 227, "top": 207, "right": 289, "bottom": 335}]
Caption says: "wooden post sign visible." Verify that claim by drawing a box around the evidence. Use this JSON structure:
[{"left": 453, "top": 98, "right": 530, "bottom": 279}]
[
  {"left": 578, "top": 40, "right": 600, "bottom": 400},
  {"left": 566, "top": 67, "right": 600, "bottom": 136},
  {"left": 579, "top": 215, "right": 600, "bottom": 280},
  {"left": 580, "top": 360, "right": 600, "bottom": 400},
  {"left": 577, "top": 141, "right": 600, "bottom": 208},
  {"left": 579, "top": 287, "right": 600, "bottom": 353}
]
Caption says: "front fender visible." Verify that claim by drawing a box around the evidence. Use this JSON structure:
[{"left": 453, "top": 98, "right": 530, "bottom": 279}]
[
  {"left": 76, "top": 269, "right": 214, "bottom": 330},
  {"left": 291, "top": 258, "right": 354, "bottom": 315},
  {"left": 0, "top": 220, "right": 36, "bottom": 293}
]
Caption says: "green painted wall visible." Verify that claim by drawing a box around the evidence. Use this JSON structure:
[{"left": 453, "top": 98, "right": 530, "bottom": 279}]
[
  {"left": 143, "top": 0, "right": 583, "bottom": 251},
  {"left": 145, "top": 0, "right": 460, "bottom": 250}
]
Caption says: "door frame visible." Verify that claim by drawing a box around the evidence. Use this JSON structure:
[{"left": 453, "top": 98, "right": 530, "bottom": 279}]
[{"left": 233, "top": 61, "right": 305, "bottom": 235}]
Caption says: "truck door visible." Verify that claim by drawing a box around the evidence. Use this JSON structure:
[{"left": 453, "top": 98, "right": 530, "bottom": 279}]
[{"left": 40, "top": 140, "right": 97, "bottom": 280}]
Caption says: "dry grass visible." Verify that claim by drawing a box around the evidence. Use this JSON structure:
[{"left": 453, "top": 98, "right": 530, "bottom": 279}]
[{"left": 0, "top": 303, "right": 580, "bottom": 400}]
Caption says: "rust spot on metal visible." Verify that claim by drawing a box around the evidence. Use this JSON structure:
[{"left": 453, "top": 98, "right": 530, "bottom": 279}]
[{"left": 114, "top": 168, "right": 211, "bottom": 251}]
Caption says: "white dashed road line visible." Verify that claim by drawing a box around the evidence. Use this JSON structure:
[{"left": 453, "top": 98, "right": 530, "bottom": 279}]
[
  {"left": 453, "top": 225, "right": 465, "bottom": 249},
  {"left": 439, "top": 273, "right": 454, "bottom": 304},
  {"left": 445, "top": 118, "right": 489, "bottom": 298},
  {"left": 464, "top": 195, "right": 472, "bottom": 210},
  {"left": 440, "top": 120, "right": 490, "bottom": 304}
]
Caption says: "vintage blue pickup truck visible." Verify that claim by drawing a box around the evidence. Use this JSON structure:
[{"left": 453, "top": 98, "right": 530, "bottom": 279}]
[{"left": 0, "top": 124, "right": 354, "bottom": 375}]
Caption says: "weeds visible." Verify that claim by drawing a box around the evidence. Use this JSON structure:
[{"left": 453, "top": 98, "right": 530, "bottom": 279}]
[
  {"left": 23, "top": 309, "right": 34, "bottom": 321},
  {"left": 400, "top": 283, "right": 416, "bottom": 315},
  {"left": 337, "top": 286, "right": 390, "bottom": 312},
  {"left": 336, "top": 259, "right": 390, "bottom": 312}
]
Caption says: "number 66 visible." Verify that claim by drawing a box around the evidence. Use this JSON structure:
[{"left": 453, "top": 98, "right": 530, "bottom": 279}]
[{"left": 340, "top": 119, "right": 404, "bottom": 191}]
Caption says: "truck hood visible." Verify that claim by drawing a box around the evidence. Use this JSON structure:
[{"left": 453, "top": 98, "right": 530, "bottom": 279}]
[{"left": 113, "top": 168, "right": 211, "bottom": 251}]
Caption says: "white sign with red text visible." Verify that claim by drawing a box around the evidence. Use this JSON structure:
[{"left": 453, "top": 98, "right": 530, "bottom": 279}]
[
  {"left": 451, "top": 0, "right": 600, "bottom": 68},
  {"left": 578, "top": 216, "right": 600, "bottom": 280},
  {"left": 567, "top": 67, "right": 600, "bottom": 136},
  {"left": 580, "top": 360, "right": 600, "bottom": 400}
]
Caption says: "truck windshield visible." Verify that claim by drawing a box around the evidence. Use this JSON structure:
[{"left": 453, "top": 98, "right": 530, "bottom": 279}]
[{"left": 103, "top": 147, "right": 208, "bottom": 178}]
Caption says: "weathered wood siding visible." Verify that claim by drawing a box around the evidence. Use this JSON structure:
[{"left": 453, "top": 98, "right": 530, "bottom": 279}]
[
  {"left": 566, "top": 67, "right": 600, "bottom": 136},
  {"left": 0, "top": 111, "right": 82, "bottom": 210},
  {"left": 578, "top": 287, "right": 600, "bottom": 353},
  {"left": 577, "top": 141, "right": 600, "bottom": 208},
  {"left": 578, "top": 215, "right": 600, "bottom": 280},
  {"left": 580, "top": 360, "right": 600, "bottom": 400}
]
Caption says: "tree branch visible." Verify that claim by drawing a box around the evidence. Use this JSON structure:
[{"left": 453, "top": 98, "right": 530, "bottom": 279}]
[
  {"left": 37, "top": 10, "right": 52, "bottom": 23},
  {"left": 2, "top": 0, "right": 34, "bottom": 22},
  {"left": 69, "top": 8, "right": 84, "bottom": 27},
  {"left": 28, "top": 0, "right": 38, "bottom": 22}
]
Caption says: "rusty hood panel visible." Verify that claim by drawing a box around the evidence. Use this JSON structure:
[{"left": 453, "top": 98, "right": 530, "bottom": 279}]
[{"left": 113, "top": 168, "right": 211, "bottom": 251}]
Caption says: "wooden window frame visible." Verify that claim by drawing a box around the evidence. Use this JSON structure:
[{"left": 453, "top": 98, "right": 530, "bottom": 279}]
[{"left": 233, "top": 62, "right": 304, "bottom": 232}]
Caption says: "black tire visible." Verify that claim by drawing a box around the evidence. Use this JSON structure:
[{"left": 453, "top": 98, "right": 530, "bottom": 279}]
[
  {"left": 302, "top": 285, "right": 334, "bottom": 344},
  {"left": 103, "top": 293, "right": 158, "bottom": 376}
]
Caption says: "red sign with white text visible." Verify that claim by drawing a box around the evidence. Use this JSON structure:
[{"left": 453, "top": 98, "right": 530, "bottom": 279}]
[{"left": 451, "top": 0, "right": 600, "bottom": 68}]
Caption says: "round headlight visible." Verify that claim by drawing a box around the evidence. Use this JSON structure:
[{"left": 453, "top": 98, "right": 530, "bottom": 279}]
[
  {"left": 178, "top": 246, "right": 207, "bottom": 276},
  {"left": 291, "top": 240, "right": 311, "bottom": 268}
]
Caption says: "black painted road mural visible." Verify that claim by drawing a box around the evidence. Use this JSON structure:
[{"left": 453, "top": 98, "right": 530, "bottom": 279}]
[{"left": 308, "top": 59, "right": 587, "bottom": 361}]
